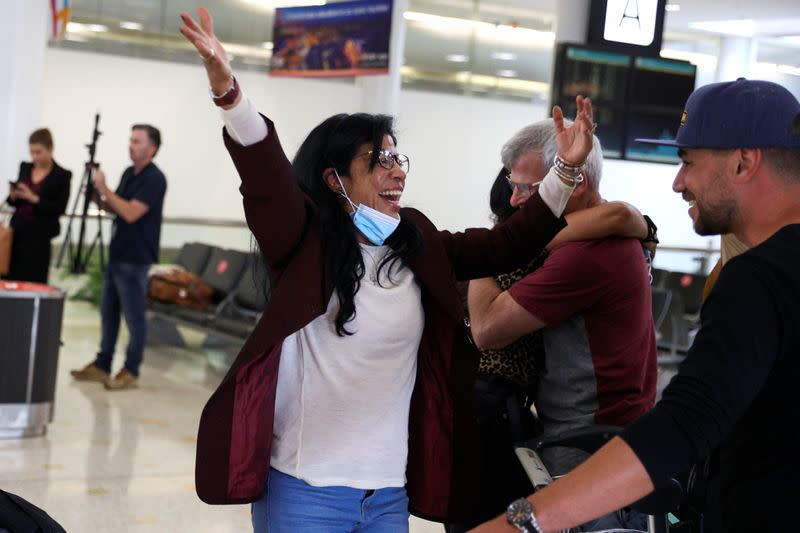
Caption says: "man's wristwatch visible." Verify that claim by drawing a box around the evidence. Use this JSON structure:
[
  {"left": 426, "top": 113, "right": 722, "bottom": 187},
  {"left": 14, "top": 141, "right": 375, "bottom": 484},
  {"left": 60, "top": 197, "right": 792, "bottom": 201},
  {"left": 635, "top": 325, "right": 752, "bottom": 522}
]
[
  {"left": 642, "top": 214, "right": 659, "bottom": 244},
  {"left": 506, "top": 498, "right": 543, "bottom": 533}
]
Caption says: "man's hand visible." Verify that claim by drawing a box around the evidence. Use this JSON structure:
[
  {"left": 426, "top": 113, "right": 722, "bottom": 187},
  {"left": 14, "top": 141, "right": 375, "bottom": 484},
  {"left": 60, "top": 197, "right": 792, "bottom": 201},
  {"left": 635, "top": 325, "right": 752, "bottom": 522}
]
[
  {"left": 644, "top": 240, "right": 658, "bottom": 260},
  {"left": 92, "top": 168, "right": 109, "bottom": 196}
]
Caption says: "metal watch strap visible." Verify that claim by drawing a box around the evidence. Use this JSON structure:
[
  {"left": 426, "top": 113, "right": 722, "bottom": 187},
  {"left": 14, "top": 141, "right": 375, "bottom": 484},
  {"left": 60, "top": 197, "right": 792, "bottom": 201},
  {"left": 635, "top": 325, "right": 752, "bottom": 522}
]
[{"left": 507, "top": 498, "right": 543, "bottom": 533}]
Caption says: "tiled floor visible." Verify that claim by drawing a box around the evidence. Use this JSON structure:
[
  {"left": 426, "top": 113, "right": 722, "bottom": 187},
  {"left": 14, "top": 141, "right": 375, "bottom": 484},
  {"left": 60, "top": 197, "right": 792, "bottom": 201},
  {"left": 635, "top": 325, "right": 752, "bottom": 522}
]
[{"left": 0, "top": 298, "right": 442, "bottom": 533}]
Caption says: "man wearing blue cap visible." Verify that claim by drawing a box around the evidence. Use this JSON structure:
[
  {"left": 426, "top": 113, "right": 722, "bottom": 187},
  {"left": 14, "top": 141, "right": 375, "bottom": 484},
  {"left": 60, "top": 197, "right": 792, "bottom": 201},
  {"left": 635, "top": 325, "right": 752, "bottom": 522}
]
[{"left": 471, "top": 78, "right": 800, "bottom": 533}]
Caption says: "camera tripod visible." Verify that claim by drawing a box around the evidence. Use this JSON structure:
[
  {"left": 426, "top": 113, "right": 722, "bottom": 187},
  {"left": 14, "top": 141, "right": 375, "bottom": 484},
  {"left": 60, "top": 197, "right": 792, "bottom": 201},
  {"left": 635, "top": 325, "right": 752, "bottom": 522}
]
[{"left": 56, "top": 113, "right": 106, "bottom": 274}]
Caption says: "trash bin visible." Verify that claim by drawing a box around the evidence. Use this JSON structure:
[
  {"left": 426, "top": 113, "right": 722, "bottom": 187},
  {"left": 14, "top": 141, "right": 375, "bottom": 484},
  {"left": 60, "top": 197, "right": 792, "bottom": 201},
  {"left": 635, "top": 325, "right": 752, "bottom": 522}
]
[{"left": 0, "top": 281, "right": 65, "bottom": 439}]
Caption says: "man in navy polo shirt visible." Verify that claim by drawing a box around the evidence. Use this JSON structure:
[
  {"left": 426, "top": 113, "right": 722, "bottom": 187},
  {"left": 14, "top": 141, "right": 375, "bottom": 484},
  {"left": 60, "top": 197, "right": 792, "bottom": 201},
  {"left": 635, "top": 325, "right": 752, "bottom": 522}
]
[{"left": 71, "top": 124, "right": 167, "bottom": 390}]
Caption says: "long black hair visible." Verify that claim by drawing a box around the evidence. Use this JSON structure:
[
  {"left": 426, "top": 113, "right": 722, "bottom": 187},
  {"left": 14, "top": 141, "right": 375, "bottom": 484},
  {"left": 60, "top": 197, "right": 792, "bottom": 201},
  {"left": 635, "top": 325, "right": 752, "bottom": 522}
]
[{"left": 291, "top": 113, "right": 423, "bottom": 335}]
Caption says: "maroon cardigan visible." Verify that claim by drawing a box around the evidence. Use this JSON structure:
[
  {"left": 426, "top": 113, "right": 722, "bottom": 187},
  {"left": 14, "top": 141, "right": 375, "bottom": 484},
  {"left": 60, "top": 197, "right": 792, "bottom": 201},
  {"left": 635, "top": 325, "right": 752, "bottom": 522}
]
[{"left": 194, "top": 117, "right": 566, "bottom": 522}]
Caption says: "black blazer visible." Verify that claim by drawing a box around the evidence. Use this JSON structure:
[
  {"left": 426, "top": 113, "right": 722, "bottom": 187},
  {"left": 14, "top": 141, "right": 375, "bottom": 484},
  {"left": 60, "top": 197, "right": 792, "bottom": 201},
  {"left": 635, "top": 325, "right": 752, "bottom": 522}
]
[{"left": 6, "top": 161, "right": 72, "bottom": 238}]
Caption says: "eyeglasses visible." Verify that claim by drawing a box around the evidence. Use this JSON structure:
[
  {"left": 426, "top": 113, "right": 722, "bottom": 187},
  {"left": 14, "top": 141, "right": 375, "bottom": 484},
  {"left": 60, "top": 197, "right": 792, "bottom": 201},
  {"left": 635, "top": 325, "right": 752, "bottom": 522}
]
[
  {"left": 356, "top": 149, "right": 410, "bottom": 173},
  {"left": 505, "top": 172, "right": 542, "bottom": 197}
]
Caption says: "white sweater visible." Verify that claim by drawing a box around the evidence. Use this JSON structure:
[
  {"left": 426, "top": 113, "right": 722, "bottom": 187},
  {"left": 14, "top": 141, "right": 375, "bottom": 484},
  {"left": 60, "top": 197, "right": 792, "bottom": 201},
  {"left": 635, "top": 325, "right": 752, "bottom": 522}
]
[{"left": 270, "top": 244, "right": 425, "bottom": 488}]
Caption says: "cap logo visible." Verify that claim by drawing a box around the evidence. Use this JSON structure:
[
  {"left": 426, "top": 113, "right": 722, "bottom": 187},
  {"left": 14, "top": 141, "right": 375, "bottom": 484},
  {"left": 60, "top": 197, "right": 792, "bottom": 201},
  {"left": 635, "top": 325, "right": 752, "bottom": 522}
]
[{"left": 680, "top": 111, "right": 688, "bottom": 126}]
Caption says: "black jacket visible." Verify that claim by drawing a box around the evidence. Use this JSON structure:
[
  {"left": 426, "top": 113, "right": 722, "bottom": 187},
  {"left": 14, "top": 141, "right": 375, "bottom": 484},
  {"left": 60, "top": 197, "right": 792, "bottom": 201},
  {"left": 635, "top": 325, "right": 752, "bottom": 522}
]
[{"left": 6, "top": 161, "right": 72, "bottom": 238}]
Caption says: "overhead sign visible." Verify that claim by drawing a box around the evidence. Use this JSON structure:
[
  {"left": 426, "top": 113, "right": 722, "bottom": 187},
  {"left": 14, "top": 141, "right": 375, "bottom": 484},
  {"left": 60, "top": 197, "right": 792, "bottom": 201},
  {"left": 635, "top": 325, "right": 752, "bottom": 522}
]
[
  {"left": 270, "top": 0, "right": 393, "bottom": 78},
  {"left": 587, "top": 0, "right": 667, "bottom": 57},
  {"left": 603, "top": 0, "right": 660, "bottom": 46}
]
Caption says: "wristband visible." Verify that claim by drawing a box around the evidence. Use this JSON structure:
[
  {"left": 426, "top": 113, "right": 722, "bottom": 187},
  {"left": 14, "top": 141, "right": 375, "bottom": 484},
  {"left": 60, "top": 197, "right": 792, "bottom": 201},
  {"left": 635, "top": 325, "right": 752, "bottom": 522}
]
[
  {"left": 553, "top": 154, "right": 584, "bottom": 173},
  {"left": 642, "top": 214, "right": 659, "bottom": 243},
  {"left": 210, "top": 76, "right": 240, "bottom": 107}
]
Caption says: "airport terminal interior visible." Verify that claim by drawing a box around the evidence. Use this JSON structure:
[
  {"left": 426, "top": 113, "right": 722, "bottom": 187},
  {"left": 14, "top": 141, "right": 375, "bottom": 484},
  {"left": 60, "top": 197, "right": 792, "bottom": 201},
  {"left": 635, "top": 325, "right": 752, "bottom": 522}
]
[{"left": 1, "top": 0, "right": 799, "bottom": 531}]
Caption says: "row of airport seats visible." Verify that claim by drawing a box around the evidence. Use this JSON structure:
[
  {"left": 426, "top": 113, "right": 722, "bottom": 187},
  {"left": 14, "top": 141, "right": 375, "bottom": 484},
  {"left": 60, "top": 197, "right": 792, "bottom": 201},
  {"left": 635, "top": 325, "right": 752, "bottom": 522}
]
[
  {"left": 148, "top": 243, "right": 707, "bottom": 361},
  {"left": 147, "top": 242, "right": 269, "bottom": 346},
  {"left": 650, "top": 268, "right": 708, "bottom": 361}
]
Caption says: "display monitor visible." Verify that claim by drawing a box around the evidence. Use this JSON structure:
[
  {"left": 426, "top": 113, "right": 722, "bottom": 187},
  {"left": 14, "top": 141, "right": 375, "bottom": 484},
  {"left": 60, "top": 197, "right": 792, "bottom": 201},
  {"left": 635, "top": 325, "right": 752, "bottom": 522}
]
[
  {"left": 271, "top": 0, "right": 393, "bottom": 78},
  {"left": 630, "top": 57, "right": 697, "bottom": 108},
  {"left": 551, "top": 43, "right": 695, "bottom": 163},
  {"left": 626, "top": 111, "right": 682, "bottom": 163}
]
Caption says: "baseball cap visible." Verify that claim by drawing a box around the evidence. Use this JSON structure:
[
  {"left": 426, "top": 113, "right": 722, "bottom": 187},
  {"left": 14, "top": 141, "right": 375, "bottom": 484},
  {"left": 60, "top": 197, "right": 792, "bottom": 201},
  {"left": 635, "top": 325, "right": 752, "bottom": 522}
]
[{"left": 636, "top": 78, "right": 800, "bottom": 149}]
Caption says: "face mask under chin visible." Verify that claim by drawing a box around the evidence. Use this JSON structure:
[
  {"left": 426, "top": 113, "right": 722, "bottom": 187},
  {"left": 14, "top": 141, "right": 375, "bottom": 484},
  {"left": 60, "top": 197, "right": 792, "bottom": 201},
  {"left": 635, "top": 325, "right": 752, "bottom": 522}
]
[{"left": 334, "top": 170, "right": 401, "bottom": 245}]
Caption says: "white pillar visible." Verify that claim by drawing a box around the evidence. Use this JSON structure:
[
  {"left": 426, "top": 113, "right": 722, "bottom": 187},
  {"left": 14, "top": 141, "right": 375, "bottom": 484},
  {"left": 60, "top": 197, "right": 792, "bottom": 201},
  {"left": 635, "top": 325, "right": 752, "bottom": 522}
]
[
  {"left": 716, "top": 36, "right": 758, "bottom": 82},
  {"left": 0, "top": 1, "right": 49, "bottom": 200},
  {"left": 555, "top": 0, "right": 592, "bottom": 44},
  {"left": 358, "top": 0, "right": 408, "bottom": 115}
]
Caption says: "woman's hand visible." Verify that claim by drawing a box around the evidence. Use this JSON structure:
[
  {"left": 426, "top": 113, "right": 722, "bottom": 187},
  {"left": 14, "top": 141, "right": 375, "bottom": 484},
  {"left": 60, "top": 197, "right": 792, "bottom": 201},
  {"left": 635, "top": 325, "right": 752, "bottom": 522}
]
[
  {"left": 553, "top": 95, "right": 595, "bottom": 166},
  {"left": 14, "top": 183, "right": 38, "bottom": 204},
  {"left": 179, "top": 7, "right": 235, "bottom": 99}
]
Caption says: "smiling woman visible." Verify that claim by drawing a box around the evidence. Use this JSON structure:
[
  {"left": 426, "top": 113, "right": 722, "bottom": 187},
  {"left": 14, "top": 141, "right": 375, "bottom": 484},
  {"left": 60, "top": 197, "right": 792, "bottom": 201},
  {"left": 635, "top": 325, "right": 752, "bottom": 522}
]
[{"left": 179, "top": 6, "right": 597, "bottom": 533}]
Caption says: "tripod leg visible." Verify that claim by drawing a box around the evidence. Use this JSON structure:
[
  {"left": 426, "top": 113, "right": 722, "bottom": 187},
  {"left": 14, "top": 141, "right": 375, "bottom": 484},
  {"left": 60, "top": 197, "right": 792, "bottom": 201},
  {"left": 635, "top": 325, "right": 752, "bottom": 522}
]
[
  {"left": 97, "top": 210, "right": 105, "bottom": 271},
  {"left": 81, "top": 209, "right": 108, "bottom": 274},
  {"left": 83, "top": 234, "right": 100, "bottom": 274},
  {"left": 56, "top": 170, "right": 86, "bottom": 269},
  {"left": 56, "top": 225, "right": 72, "bottom": 269}
]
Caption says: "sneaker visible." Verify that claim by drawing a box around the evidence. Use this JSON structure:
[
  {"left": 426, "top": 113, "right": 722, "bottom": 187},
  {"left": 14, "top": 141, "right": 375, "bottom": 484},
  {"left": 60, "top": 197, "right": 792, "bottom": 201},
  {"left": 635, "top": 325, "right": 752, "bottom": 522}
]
[
  {"left": 104, "top": 369, "right": 139, "bottom": 390},
  {"left": 70, "top": 362, "right": 109, "bottom": 383}
]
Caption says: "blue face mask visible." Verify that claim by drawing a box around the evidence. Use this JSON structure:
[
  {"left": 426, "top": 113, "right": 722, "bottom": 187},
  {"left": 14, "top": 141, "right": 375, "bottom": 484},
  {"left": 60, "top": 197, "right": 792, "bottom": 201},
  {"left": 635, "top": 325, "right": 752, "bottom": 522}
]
[{"left": 335, "top": 170, "right": 400, "bottom": 245}]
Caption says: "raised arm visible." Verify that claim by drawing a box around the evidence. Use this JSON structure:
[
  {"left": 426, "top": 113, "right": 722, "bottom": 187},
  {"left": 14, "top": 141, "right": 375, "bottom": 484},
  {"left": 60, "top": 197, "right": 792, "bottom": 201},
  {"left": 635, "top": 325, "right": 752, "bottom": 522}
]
[
  {"left": 179, "top": 7, "right": 307, "bottom": 267},
  {"left": 443, "top": 96, "right": 597, "bottom": 280},
  {"left": 179, "top": 8, "right": 239, "bottom": 111},
  {"left": 180, "top": 8, "right": 268, "bottom": 146}
]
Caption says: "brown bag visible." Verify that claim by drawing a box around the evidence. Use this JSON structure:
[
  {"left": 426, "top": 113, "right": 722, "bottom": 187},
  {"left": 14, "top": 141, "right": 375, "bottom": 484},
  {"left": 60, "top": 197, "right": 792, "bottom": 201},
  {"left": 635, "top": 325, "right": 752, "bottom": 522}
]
[
  {"left": 148, "top": 270, "right": 213, "bottom": 311},
  {"left": 0, "top": 223, "right": 12, "bottom": 276}
]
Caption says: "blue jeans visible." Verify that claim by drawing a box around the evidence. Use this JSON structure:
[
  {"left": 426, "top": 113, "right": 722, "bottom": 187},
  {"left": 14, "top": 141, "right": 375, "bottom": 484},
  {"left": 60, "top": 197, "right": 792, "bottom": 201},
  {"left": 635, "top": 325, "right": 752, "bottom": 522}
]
[
  {"left": 252, "top": 468, "right": 409, "bottom": 533},
  {"left": 95, "top": 261, "right": 150, "bottom": 376}
]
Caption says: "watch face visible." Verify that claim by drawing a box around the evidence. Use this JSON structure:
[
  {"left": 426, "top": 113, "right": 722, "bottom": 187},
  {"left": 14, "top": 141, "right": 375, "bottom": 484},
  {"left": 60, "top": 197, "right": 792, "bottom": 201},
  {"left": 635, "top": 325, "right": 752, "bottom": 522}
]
[
  {"left": 603, "top": 0, "right": 659, "bottom": 46},
  {"left": 507, "top": 499, "right": 533, "bottom": 525}
]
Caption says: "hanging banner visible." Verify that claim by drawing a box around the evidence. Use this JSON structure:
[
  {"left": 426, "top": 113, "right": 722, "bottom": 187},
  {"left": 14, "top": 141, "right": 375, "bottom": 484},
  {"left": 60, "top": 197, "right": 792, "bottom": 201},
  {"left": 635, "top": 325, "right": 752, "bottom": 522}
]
[
  {"left": 270, "top": 0, "right": 393, "bottom": 78},
  {"left": 50, "top": 0, "right": 72, "bottom": 40}
]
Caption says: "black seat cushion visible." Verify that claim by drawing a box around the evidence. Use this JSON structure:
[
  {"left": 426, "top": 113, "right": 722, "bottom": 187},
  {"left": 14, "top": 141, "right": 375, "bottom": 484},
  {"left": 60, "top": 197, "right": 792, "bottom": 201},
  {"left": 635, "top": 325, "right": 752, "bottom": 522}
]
[
  {"left": 175, "top": 242, "right": 213, "bottom": 274},
  {"left": 663, "top": 271, "right": 708, "bottom": 316},
  {"left": 232, "top": 255, "right": 269, "bottom": 312},
  {"left": 200, "top": 248, "right": 249, "bottom": 296}
]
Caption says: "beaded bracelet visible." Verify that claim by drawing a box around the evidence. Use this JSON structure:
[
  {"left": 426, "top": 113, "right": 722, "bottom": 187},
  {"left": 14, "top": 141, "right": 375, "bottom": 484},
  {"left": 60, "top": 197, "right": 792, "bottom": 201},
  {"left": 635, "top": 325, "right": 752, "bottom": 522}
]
[
  {"left": 553, "top": 154, "right": 584, "bottom": 174},
  {"left": 552, "top": 165, "right": 584, "bottom": 185}
]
